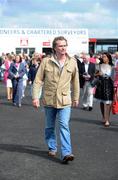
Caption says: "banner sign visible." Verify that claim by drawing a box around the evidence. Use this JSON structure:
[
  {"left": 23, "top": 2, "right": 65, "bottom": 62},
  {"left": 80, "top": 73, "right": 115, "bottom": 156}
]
[{"left": 0, "top": 28, "right": 88, "bottom": 37}]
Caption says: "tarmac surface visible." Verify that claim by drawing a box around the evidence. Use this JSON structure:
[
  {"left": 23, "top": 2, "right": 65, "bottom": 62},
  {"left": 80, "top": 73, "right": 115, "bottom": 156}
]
[{"left": 0, "top": 82, "right": 118, "bottom": 180}]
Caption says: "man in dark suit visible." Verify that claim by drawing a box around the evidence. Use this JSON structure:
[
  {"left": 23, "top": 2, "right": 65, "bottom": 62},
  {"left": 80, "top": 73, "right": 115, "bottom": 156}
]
[
  {"left": 79, "top": 54, "right": 95, "bottom": 111},
  {"left": 74, "top": 54, "right": 83, "bottom": 89}
]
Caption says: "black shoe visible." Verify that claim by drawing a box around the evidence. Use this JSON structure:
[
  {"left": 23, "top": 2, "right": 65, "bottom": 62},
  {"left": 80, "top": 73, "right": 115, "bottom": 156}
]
[
  {"left": 88, "top": 107, "right": 93, "bottom": 111},
  {"left": 62, "top": 154, "right": 74, "bottom": 164},
  {"left": 82, "top": 107, "right": 88, "bottom": 110}
]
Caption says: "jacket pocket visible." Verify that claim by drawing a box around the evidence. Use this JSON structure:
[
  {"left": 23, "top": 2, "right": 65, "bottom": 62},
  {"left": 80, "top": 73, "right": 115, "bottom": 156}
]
[
  {"left": 66, "top": 68, "right": 73, "bottom": 80},
  {"left": 43, "top": 92, "right": 53, "bottom": 106},
  {"left": 62, "top": 92, "right": 71, "bottom": 105},
  {"left": 45, "top": 68, "right": 53, "bottom": 80},
  {"left": 66, "top": 68, "right": 72, "bottom": 74}
]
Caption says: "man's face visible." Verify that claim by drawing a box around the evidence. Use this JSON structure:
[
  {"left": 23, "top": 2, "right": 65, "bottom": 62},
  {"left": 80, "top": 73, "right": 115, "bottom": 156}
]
[
  {"left": 83, "top": 55, "right": 89, "bottom": 63},
  {"left": 54, "top": 40, "right": 67, "bottom": 56}
]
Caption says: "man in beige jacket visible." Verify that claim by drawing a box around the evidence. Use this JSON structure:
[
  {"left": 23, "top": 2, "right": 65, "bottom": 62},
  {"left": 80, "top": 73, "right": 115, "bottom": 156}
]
[{"left": 32, "top": 36, "right": 80, "bottom": 164}]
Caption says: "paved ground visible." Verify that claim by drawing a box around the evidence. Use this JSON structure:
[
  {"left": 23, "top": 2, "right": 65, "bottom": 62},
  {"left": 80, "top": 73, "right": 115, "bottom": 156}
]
[{"left": 0, "top": 82, "right": 118, "bottom": 180}]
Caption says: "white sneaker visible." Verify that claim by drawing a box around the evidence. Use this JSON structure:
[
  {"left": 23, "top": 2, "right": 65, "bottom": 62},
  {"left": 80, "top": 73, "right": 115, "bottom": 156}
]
[{"left": 18, "top": 104, "right": 21, "bottom": 107}]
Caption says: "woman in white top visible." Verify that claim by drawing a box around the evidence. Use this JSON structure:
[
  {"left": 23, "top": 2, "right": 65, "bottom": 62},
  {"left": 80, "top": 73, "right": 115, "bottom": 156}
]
[{"left": 94, "top": 52, "right": 114, "bottom": 127}]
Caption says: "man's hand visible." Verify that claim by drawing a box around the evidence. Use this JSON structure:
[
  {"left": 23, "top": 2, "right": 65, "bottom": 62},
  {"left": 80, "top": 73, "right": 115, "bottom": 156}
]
[
  {"left": 83, "top": 74, "right": 91, "bottom": 81},
  {"left": 28, "top": 81, "right": 32, "bottom": 85},
  {"left": 72, "top": 100, "right": 79, "bottom": 107},
  {"left": 32, "top": 99, "right": 40, "bottom": 108}
]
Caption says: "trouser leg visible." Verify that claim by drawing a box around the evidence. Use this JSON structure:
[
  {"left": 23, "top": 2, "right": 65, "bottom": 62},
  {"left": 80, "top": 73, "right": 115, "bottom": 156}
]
[
  {"left": 82, "top": 82, "right": 88, "bottom": 107},
  {"left": 87, "top": 85, "right": 94, "bottom": 107},
  {"left": 58, "top": 107, "right": 72, "bottom": 158},
  {"left": 12, "top": 79, "right": 18, "bottom": 103},
  {"left": 44, "top": 107, "right": 57, "bottom": 152}
]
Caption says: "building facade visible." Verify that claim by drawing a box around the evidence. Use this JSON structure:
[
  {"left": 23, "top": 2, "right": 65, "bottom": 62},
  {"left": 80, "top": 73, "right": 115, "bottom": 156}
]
[
  {"left": 0, "top": 28, "right": 88, "bottom": 56},
  {"left": 89, "top": 38, "right": 118, "bottom": 54}
]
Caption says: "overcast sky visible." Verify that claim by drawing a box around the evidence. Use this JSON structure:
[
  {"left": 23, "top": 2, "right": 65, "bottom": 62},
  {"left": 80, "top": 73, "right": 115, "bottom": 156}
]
[{"left": 0, "top": 0, "right": 118, "bottom": 38}]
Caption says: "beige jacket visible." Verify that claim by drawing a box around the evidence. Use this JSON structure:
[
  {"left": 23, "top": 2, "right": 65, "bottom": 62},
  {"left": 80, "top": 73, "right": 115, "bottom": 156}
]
[{"left": 32, "top": 55, "right": 80, "bottom": 108}]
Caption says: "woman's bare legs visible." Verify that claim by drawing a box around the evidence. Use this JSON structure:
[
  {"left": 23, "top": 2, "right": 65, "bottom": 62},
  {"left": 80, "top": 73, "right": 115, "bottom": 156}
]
[
  {"left": 7, "top": 87, "right": 13, "bottom": 100},
  {"left": 104, "top": 104, "right": 111, "bottom": 126},
  {"left": 100, "top": 102, "right": 105, "bottom": 123}
]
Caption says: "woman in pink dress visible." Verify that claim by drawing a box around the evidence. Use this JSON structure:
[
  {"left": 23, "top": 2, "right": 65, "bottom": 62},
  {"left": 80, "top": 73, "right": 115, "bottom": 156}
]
[
  {"left": 3, "top": 54, "right": 13, "bottom": 100},
  {"left": 114, "top": 61, "right": 118, "bottom": 87},
  {"left": 112, "top": 60, "right": 118, "bottom": 114}
]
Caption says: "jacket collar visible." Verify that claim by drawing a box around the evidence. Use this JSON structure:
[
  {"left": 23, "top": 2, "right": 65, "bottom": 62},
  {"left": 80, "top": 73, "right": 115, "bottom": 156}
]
[{"left": 50, "top": 54, "right": 71, "bottom": 66}]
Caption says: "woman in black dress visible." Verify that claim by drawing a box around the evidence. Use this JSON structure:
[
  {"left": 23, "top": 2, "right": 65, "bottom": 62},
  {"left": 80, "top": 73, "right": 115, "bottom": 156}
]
[{"left": 95, "top": 52, "right": 114, "bottom": 127}]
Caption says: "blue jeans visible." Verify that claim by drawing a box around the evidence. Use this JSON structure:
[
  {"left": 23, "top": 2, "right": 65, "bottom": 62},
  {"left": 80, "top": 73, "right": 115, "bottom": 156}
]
[
  {"left": 12, "top": 78, "right": 23, "bottom": 104},
  {"left": 44, "top": 106, "right": 72, "bottom": 159}
]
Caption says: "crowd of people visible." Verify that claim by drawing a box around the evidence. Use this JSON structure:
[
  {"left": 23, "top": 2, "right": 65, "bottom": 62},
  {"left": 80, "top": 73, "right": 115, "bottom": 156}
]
[
  {"left": 0, "top": 36, "right": 118, "bottom": 164},
  {"left": 75, "top": 51, "right": 118, "bottom": 127},
  {"left": 0, "top": 52, "right": 43, "bottom": 106}
]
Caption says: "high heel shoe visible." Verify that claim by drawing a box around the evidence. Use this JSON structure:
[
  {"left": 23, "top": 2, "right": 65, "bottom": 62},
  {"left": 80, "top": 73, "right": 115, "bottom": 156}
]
[{"left": 104, "top": 122, "right": 110, "bottom": 127}]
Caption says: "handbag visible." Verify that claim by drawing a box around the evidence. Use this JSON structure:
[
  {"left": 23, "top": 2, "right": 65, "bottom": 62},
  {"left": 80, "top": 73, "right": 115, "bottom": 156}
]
[
  {"left": 112, "top": 101, "right": 118, "bottom": 114},
  {"left": 91, "top": 77, "right": 100, "bottom": 87},
  {"left": 91, "top": 68, "right": 101, "bottom": 87},
  {"left": 112, "top": 86, "right": 118, "bottom": 114}
]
